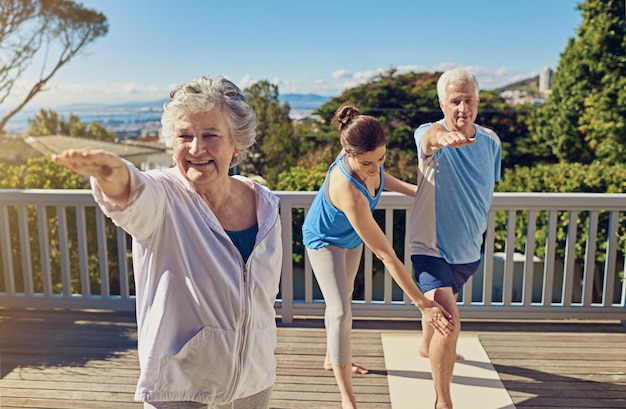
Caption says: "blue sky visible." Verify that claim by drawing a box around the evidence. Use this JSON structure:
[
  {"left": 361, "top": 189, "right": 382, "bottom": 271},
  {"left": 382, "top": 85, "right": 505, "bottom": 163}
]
[{"left": 6, "top": 0, "right": 584, "bottom": 109}]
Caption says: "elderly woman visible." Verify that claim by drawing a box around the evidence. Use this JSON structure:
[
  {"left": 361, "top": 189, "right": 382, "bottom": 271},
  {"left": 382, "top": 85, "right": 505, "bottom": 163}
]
[{"left": 52, "top": 75, "right": 282, "bottom": 409}]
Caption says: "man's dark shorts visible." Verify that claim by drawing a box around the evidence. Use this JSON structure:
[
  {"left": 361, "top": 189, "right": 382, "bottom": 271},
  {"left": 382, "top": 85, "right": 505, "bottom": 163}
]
[{"left": 411, "top": 255, "right": 481, "bottom": 295}]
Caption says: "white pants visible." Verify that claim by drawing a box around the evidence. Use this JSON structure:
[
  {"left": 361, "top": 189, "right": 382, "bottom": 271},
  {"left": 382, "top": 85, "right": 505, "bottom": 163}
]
[{"left": 306, "top": 244, "right": 363, "bottom": 366}]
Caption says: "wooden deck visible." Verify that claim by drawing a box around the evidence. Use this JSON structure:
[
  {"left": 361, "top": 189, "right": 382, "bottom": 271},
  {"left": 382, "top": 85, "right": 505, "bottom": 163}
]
[{"left": 1, "top": 308, "right": 626, "bottom": 409}]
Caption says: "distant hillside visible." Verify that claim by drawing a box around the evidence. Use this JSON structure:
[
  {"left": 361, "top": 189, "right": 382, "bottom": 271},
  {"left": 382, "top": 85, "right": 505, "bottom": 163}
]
[{"left": 495, "top": 76, "right": 539, "bottom": 92}]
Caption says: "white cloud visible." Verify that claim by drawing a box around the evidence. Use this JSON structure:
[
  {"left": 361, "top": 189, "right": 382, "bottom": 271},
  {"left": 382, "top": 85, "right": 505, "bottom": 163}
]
[
  {"left": 494, "top": 66, "right": 511, "bottom": 77},
  {"left": 395, "top": 65, "right": 426, "bottom": 75},
  {"left": 331, "top": 69, "right": 352, "bottom": 79},
  {"left": 3, "top": 81, "right": 169, "bottom": 108},
  {"left": 340, "top": 79, "right": 366, "bottom": 90},
  {"left": 352, "top": 69, "right": 382, "bottom": 80},
  {"left": 238, "top": 74, "right": 255, "bottom": 89},
  {"left": 276, "top": 79, "right": 300, "bottom": 94},
  {"left": 0, "top": 63, "right": 541, "bottom": 113},
  {"left": 431, "top": 62, "right": 462, "bottom": 72},
  {"left": 386, "top": 62, "right": 536, "bottom": 90}
]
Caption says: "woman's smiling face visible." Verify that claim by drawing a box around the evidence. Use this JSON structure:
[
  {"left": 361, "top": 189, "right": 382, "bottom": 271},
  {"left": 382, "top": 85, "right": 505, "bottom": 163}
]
[{"left": 172, "top": 107, "right": 238, "bottom": 189}]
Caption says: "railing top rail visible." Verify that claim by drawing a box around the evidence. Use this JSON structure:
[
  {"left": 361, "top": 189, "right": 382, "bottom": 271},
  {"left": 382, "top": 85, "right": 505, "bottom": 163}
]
[
  {"left": 492, "top": 192, "right": 626, "bottom": 210},
  {"left": 2, "top": 189, "right": 626, "bottom": 209},
  {"left": 0, "top": 189, "right": 97, "bottom": 205},
  {"left": 275, "top": 190, "right": 626, "bottom": 210}
]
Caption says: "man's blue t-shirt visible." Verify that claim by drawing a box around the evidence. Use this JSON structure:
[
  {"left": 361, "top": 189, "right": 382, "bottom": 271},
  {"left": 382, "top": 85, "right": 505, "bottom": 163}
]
[{"left": 408, "top": 120, "right": 502, "bottom": 264}]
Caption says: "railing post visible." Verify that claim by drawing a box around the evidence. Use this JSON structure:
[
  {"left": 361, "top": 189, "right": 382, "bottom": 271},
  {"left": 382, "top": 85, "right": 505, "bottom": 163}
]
[{"left": 279, "top": 198, "right": 294, "bottom": 324}]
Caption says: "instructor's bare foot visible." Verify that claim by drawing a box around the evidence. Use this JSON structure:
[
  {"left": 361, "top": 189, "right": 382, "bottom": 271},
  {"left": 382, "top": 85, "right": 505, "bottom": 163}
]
[
  {"left": 350, "top": 363, "right": 369, "bottom": 374},
  {"left": 324, "top": 359, "right": 369, "bottom": 374}
]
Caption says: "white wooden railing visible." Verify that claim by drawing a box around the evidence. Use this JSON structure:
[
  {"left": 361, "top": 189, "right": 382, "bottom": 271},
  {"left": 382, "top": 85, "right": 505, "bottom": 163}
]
[{"left": 1, "top": 189, "right": 625, "bottom": 324}]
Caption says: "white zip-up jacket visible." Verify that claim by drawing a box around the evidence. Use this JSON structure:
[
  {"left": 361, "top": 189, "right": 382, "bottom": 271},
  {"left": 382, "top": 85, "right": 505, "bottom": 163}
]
[{"left": 91, "top": 162, "right": 282, "bottom": 405}]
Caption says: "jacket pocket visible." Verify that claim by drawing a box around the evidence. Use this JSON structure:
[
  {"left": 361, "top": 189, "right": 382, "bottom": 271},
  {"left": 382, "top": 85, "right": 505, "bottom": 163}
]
[{"left": 154, "top": 326, "right": 236, "bottom": 396}]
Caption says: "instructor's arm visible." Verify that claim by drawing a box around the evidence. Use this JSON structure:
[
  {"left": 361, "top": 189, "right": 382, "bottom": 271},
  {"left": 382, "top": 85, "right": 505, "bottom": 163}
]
[{"left": 330, "top": 177, "right": 454, "bottom": 335}]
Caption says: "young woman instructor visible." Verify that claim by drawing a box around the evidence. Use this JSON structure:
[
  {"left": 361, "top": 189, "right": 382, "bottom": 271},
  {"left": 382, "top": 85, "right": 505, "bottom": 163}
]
[{"left": 302, "top": 104, "right": 455, "bottom": 409}]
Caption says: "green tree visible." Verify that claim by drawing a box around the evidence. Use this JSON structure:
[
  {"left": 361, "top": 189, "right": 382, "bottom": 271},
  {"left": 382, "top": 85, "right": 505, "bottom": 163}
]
[
  {"left": 291, "top": 118, "right": 338, "bottom": 170},
  {"left": 274, "top": 164, "right": 327, "bottom": 192},
  {"left": 529, "top": 0, "right": 626, "bottom": 164},
  {"left": 28, "top": 108, "right": 115, "bottom": 141},
  {"left": 478, "top": 91, "right": 554, "bottom": 168},
  {"left": 311, "top": 70, "right": 537, "bottom": 178},
  {"left": 61, "top": 113, "right": 86, "bottom": 136},
  {"left": 85, "top": 121, "right": 115, "bottom": 141},
  {"left": 243, "top": 80, "right": 296, "bottom": 186},
  {"left": 27, "top": 108, "right": 60, "bottom": 135},
  {"left": 0, "top": 0, "right": 109, "bottom": 135},
  {"left": 315, "top": 69, "right": 441, "bottom": 153},
  {"left": 493, "top": 162, "right": 626, "bottom": 288}
]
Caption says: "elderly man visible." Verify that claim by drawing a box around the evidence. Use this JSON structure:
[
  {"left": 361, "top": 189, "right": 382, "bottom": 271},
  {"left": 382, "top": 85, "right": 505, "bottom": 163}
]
[{"left": 408, "top": 68, "right": 502, "bottom": 409}]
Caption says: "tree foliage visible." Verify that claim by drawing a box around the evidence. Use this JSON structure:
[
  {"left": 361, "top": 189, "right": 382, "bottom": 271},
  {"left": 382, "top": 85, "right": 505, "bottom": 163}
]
[
  {"left": 314, "top": 69, "right": 441, "bottom": 152},
  {"left": 242, "top": 80, "right": 296, "bottom": 186},
  {"left": 0, "top": 0, "right": 108, "bottom": 135},
  {"left": 493, "top": 162, "right": 626, "bottom": 272},
  {"left": 311, "top": 70, "right": 537, "bottom": 179},
  {"left": 274, "top": 164, "right": 327, "bottom": 192},
  {"left": 529, "top": 0, "right": 626, "bottom": 164},
  {"left": 28, "top": 108, "right": 115, "bottom": 141},
  {"left": 0, "top": 156, "right": 127, "bottom": 296}
]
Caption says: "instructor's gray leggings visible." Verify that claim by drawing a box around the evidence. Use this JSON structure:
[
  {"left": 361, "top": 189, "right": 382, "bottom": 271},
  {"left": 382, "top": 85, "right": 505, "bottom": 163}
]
[
  {"left": 144, "top": 386, "right": 273, "bottom": 409},
  {"left": 306, "top": 244, "right": 363, "bottom": 366}
]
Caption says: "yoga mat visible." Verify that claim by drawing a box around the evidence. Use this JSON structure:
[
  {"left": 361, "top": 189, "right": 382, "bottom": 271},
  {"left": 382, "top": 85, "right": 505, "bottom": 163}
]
[{"left": 381, "top": 333, "right": 516, "bottom": 409}]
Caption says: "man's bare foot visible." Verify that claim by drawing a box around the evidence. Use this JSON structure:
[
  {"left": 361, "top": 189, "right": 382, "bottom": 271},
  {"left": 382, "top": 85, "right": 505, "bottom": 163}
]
[
  {"left": 434, "top": 397, "right": 453, "bottom": 409},
  {"left": 324, "top": 359, "right": 369, "bottom": 374},
  {"left": 419, "top": 349, "right": 464, "bottom": 360}
]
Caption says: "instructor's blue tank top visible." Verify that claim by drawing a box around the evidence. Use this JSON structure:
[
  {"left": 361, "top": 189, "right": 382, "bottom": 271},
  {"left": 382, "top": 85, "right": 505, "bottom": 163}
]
[{"left": 302, "top": 153, "right": 384, "bottom": 250}]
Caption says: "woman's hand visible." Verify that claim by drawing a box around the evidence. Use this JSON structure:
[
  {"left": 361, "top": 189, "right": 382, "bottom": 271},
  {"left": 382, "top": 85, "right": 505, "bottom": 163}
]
[
  {"left": 52, "top": 149, "right": 124, "bottom": 179},
  {"left": 420, "top": 300, "right": 455, "bottom": 335},
  {"left": 52, "top": 149, "right": 131, "bottom": 207}
]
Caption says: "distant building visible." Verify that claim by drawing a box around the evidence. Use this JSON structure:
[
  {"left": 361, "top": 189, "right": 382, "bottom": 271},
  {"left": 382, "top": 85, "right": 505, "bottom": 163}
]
[
  {"left": 0, "top": 135, "right": 44, "bottom": 166},
  {"left": 0, "top": 135, "right": 172, "bottom": 171},
  {"left": 539, "top": 66, "right": 553, "bottom": 94}
]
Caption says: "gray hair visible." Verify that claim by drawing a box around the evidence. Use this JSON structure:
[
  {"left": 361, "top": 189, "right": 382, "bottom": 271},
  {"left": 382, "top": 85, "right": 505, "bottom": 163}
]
[
  {"left": 437, "top": 68, "right": 480, "bottom": 102},
  {"left": 160, "top": 75, "right": 256, "bottom": 168}
]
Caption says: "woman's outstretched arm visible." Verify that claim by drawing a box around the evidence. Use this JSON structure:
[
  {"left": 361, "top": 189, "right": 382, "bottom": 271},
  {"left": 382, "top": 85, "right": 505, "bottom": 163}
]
[{"left": 52, "top": 149, "right": 131, "bottom": 208}]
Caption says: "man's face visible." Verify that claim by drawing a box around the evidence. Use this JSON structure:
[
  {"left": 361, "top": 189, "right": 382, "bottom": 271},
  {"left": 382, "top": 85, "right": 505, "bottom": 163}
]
[{"left": 440, "top": 81, "right": 479, "bottom": 136}]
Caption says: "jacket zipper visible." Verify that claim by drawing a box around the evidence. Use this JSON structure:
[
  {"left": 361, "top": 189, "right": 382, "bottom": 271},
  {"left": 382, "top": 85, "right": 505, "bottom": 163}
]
[{"left": 224, "top": 258, "right": 251, "bottom": 402}]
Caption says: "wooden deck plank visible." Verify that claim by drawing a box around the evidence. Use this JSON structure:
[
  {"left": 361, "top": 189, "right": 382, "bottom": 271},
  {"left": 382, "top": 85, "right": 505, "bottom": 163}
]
[
  {"left": 1, "top": 308, "right": 626, "bottom": 408},
  {"left": 472, "top": 320, "right": 626, "bottom": 409}
]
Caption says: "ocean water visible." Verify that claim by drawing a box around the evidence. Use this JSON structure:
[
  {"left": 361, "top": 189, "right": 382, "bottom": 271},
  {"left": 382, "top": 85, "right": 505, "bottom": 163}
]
[{"left": 2, "top": 107, "right": 163, "bottom": 136}]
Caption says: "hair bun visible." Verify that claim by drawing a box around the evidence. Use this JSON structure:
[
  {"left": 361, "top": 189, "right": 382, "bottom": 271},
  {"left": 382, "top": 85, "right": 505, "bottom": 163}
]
[{"left": 332, "top": 103, "right": 360, "bottom": 132}]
